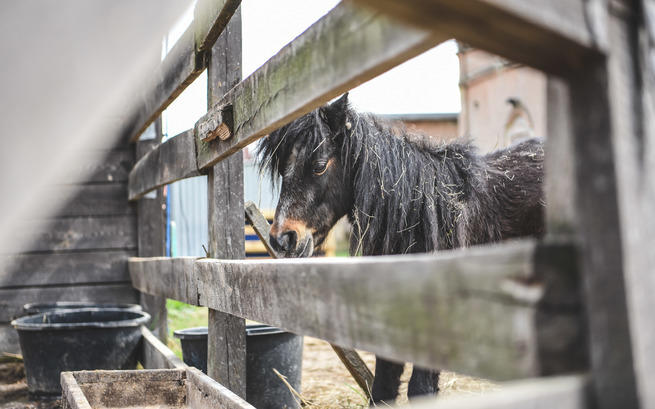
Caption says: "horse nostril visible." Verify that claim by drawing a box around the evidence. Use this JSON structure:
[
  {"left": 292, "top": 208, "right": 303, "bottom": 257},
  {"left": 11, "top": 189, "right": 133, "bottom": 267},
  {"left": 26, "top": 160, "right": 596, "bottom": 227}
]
[{"left": 277, "top": 230, "right": 297, "bottom": 252}]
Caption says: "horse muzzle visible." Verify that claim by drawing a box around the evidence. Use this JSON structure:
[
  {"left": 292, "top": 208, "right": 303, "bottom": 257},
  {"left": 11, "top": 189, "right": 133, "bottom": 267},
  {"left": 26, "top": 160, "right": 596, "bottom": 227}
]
[{"left": 269, "top": 219, "right": 314, "bottom": 258}]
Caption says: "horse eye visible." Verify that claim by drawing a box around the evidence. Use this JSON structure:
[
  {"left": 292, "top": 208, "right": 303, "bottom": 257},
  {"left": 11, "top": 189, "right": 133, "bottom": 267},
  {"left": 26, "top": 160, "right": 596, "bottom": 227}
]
[{"left": 312, "top": 161, "right": 328, "bottom": 176}]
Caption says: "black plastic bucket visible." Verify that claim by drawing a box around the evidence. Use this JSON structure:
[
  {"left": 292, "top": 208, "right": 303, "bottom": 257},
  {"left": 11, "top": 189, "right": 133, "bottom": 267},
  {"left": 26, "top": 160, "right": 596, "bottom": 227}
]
[
  {"left": 23, "top": 302, "right": 141, "bottom": 315},
  {"left": 174, "top": 325, "right": 303, "bottom": 408},
  {"left": 11, "top": 308, "right": 150, "bottom": 398},
  {"left": 246, "top": 324, "right": 303, "bottom": 409},
  {"left": 174, "top": 327, "right": 208, "bottom": 374}
]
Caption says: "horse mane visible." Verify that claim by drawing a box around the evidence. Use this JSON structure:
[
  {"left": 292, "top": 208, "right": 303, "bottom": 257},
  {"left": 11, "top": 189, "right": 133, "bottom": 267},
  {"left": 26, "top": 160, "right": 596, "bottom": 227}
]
[{"left": 258, "top": 102, "right": 542, "bottom": 256}]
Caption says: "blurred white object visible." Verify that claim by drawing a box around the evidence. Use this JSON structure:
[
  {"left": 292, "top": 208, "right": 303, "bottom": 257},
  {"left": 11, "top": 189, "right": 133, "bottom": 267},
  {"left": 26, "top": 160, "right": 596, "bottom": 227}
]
[{"left": 0, "top": 1, "right": 191, "bottom": 260}]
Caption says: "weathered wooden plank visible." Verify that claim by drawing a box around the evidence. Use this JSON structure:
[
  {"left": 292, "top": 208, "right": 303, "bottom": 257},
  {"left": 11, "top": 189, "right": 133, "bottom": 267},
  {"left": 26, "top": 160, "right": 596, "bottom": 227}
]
[
  {"left": 61, "top": 372, "right": 93, "bottom": 409},
  {"left": 352, "top": 0, "right": 603, "bottom": 76},
  {"left": 579, "top": 4, "right": 652, "bottom": 408},
  {"left": 51, "top": 184, "right": 135, "bottom": 217},
  {"left": 186, "top": 367, "right": 255, "bottom": 409},
  {"left": 404, "top": 375, "right": 589, "bottom": 409},
  {"left": 613, "top": 3, "right": 655, "bottom": 407},
  {"left": 128, "top": 129, "right": 201, "bottom": 200},
  {"left": 131, "top": 240, "right": 586, "bottom": 381},
  {"left": 541, "top": 12, "right": 641, "bottom": 407},
  {"left": 205, "top": 9, "right": 247, "bottom": 399},
  {"left": 136, "top": 120, "right": 168, "bottom": 342},
  {"left": 123, "top": 26, "right": 203, "bottom": 143},
  {"left": 0, "top": 250, "right": 134, "bottom": 288},
  {"left": 9, "top": 216, "right": 137, "bottom": 253},
  {"left": 244, "top": 200, "right": 374, "bottom": 397},
  {"left": 62, "top": 150, "right": 134, "bottom": 184},
  {"left": 140, "top": 326, "right": 187, "bottom": 370},
  {"left": 194, "top": 0, "right": 242, "bottom": 52},
  {"left": 0, "top": 283, "right": 137, "bottom": 322},
  {"left": 123, "top": 1, "right": 241, "bottom": 143},
  {"left": 129, "top": 257, "right": 198, "bottom": 305},
  {"left": 195, "top": 2, "right": 445, "bottom": 169}
]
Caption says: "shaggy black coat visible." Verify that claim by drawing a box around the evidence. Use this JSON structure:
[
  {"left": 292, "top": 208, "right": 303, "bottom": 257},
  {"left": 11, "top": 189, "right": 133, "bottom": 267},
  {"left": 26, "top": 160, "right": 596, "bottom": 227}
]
[{"left": 258, "top": 94, "right": 545, "bottom": 404}]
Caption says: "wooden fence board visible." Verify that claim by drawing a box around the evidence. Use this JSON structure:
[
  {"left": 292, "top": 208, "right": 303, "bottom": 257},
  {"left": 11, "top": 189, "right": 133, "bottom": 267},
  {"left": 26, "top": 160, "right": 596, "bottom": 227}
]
[
  {"left": 136, "top": 121, "right": 169, "bottom": 342},
  {"left": 130, "top": 240, "right": 586, "bottom": 381},
  {"left": 11, "top": 216, "right": 136, "bottom": 253},
  {"left": 52, "top": 184, "right": 135, "bottom": 217},
  {"left": 63, "top": 150, "right": 134, "bottom": 184},
  {"left": 128, "top": 129, "right": 200, "bottom": 200},
  {"left": 0, "top": 250, "right": 134, "bottom": 288},
  {"left": 129, "top": 257, "right": 198, "bottom": 304},
  {"left": 0, "top": 283, "right": 137, "bottom": 322},
  {"left": 140, "top": 326, "right": 186, "bottom": 370},
  {"left": 194, "top": 0, "right": 241, "bottom": 52},
  {"left": 404, "top": 375, "right": 589, "bottom": 409},
  {"left": 352, "top": 0, "right": 603, "bottom": 76},
  {"left": 205, "top": 11, "right": 247, "bottom": 398},
  {"left": 195, "top": 2, "right": 446, "bottom": 169},
  {"left": 122, "top": 1, "right": 241, "bottom": 143}
]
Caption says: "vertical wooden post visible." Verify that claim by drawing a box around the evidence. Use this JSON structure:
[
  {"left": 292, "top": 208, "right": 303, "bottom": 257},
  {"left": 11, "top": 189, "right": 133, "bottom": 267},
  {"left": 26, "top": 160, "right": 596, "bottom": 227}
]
[
  {"left": 136, "top": 118, "right": 168, "bottom": 342},
  {"left": 205, "top": 7, "right": 246, "bottom": 398},
  {"left": 544, "top": 4, "right": 644, "bottom": 405}
]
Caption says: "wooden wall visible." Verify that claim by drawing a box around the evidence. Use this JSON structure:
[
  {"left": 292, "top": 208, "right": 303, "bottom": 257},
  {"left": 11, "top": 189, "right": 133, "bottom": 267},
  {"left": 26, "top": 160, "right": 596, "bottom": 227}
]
[{"left": 0, "top": 141, "right": 138, "bottom": 353}]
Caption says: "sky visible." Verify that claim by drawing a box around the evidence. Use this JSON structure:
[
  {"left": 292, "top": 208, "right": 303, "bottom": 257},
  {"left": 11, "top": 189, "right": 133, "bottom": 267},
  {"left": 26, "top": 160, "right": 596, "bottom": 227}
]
[{"left": 162, "top": 0, "right": 461, "bottom": 139}]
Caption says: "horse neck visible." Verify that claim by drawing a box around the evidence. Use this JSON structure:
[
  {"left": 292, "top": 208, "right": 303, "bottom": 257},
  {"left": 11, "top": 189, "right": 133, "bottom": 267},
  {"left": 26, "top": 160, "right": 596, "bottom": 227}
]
[{"left": 343, "top": 116, "right": 484, "bottom": 256}]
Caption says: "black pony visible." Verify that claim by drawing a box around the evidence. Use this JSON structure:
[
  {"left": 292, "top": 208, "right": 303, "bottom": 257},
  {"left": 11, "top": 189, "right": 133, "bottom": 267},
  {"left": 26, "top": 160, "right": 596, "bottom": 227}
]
[{"left": 258, "top": 94, "right": 544, "bottom": 403}]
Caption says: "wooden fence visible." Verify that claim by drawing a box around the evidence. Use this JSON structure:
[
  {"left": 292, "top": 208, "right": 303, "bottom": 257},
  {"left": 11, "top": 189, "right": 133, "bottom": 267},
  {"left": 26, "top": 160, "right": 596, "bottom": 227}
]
[{"left": 124, "top": 1, "right": 655, "bottom": 408}]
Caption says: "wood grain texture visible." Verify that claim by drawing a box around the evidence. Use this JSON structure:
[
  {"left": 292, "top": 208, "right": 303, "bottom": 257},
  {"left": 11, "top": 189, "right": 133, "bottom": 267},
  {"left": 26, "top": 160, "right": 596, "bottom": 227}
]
[
  {"left": 186, "top": 367, "right": 255, "bottom": 409},
  {"left": 195, "top": 2, "right": 445, "bottom": 169},
  {"left": 129, "top": 257, "right": 198, "bottom": 305},
  {"left": 544, "top": 28, "right": 641, "bottom": 409},
  {"left": 194, "top": 0, "right": 242, "bottom": 52},
  {"left": 407, "top": 375, "right": 590, "bottom": 409},
  {"left": 140, "top": 326, "right": 187, "bottom": 370},
  {"left": 62, "top": 150, "right": 134, "bottom": 183},
  {"left": 205, "top": 9, "right": 247, "bottom": 398},
  {"left": 609, "top": 5, "right": 655, "bottom": 407},
  {"left": 353, "top": 0, "right": 603, "bottom": 75},
  {"left": 129, "top": 129, "right": 201, "bottom": 200},
  {"left": 122, "top": 0, "right": 239, "bottom": 143},
  {"left": 10, "top": 216, "right": 137, "bottom": 253},
  {"left": 0, "top": 283, "right": 137, "bottom": 322},
  {"left": 52, "top": 184, "right": 135, "bottom": 217},
  {"left": 130, "top": 240, "right": 586, "bottom": 381},
  {"left": 136, "top": 121, "right": 168, "bottom": 343},
  {"left": 0, "top": 250, "right": 134, "bottom": 288}
]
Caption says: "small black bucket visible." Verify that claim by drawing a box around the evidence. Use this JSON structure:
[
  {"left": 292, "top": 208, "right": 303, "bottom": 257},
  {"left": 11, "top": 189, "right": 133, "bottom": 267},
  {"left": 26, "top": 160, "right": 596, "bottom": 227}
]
[
  {"left": 23, "top": 302, "right": 141, "bottom": 315},
  {"left": 12, "top": 308, "right": 150, "bottom": 398},
  {"left": 174, "top": 327, "right": 208, "bottom": 374},
  {"left": 246, "top": 325, "right": 303, "bottom": 409},
  {"left": 174, "top": 325, "right": 303, "bottom": 408}
]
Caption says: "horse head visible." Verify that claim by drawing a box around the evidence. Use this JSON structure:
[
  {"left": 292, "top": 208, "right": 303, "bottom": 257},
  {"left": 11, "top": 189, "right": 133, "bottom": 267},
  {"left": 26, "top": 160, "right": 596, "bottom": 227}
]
[{"left": 258, "top": 94, "right": 353, "bottom": 257}]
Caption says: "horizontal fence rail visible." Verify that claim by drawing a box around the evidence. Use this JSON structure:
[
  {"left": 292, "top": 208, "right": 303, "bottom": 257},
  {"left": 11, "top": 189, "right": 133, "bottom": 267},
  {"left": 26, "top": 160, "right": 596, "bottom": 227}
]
[
  {"left": 352, "top": 0, "right": 604, "bottom": 76},
  {"left": 122, "top": 0, "right": 241, "bottom": 144},
  {"left": 126, "top": 2, "right": 448, "bottom": 200},
  {"left": 128, "top": 129, "right": 200, "bottom": 200},
  {"left": 194, "top": 2, "right": 446, "bottom": 169},
  {"left": 130, "top": 239, "right": 586, "bottom": 381}
]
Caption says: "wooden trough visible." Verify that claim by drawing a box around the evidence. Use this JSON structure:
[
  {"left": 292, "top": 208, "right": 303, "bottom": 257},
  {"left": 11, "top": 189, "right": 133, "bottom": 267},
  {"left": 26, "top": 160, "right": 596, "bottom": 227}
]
[{"left": 60, "top": 368, "right": 254, "bottom": 409}]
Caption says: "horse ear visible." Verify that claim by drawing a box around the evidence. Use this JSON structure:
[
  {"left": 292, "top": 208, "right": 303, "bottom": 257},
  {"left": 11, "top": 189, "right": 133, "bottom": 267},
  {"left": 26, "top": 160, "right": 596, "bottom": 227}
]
[{"left": 320, "top": 93, "right": 349, "bottom": 135}]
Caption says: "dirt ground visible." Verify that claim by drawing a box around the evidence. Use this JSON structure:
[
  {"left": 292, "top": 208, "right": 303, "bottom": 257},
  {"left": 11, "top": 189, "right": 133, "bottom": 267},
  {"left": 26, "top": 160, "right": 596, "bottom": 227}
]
[{"left": 299, "top": 337, "right": 499, "bottom": 408}]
